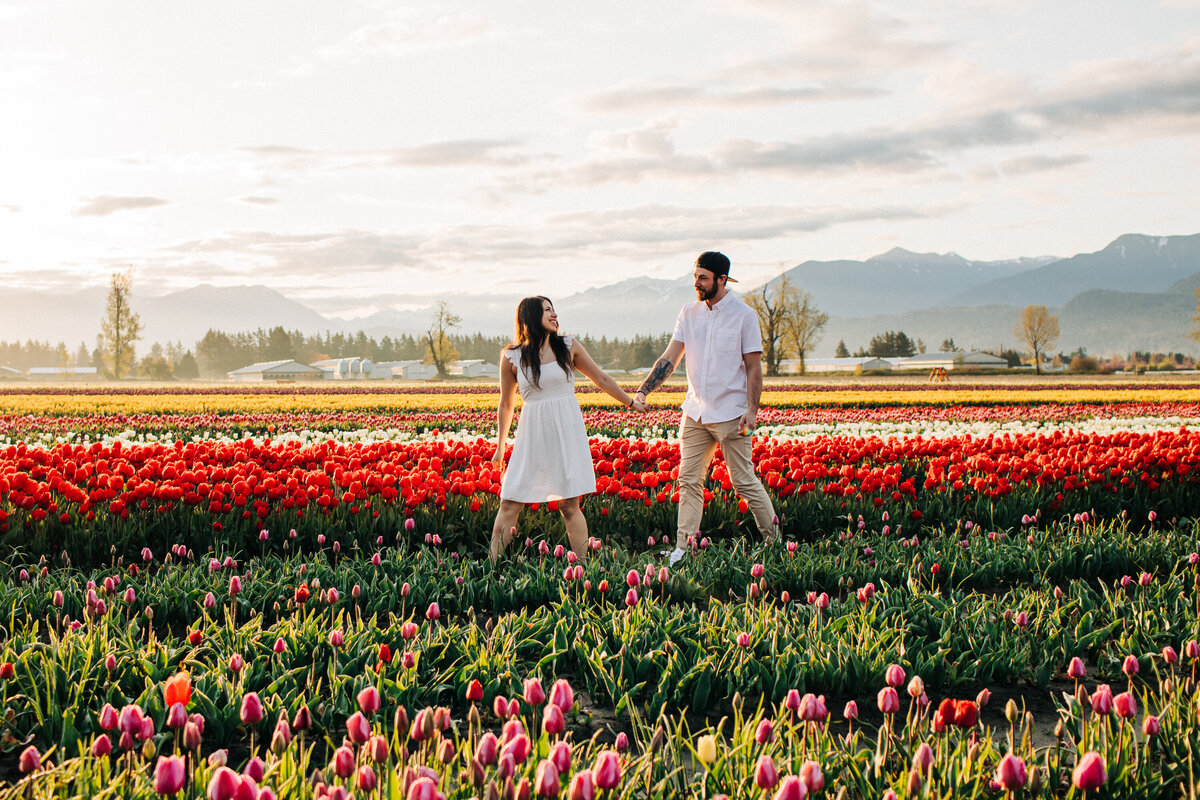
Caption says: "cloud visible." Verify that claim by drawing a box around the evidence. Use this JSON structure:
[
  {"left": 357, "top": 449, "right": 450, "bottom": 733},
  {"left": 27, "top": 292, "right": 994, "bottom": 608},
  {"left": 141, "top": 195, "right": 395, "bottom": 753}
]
[
  {"left": 237, "top": 196, "right": 280, "bottom": 206},
  {"left": 380, "top": 139, "right": 531, "bottom": 168},
  {"left": 1, "top": 203, "right": 19, "bottom": 213},
  {"left": 997, "top": 154, "right": 1090, "bottom": 176},
  {"left": 73, "top": 195, "right": 170, "bottom": 217},
  {"left": 163, "top": 230, "right": 424, "bottom": 278},
  {"left": 319, "top": 9, "right": 516, "bottom": 60},
  {"left": 581, "top": 83, "right": 884, "bottom": 113}
]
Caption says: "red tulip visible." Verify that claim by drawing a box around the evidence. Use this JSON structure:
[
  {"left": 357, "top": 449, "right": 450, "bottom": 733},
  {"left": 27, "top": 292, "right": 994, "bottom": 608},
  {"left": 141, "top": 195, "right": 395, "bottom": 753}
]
[
  {"left": 592, "top": 750, "right": 621, "bottom": 789},
  {"left": 754, "top": 755, "right": 779, "bottom": 790},
  {"left": 272, "top": 637, "right": 286, "bottom": 654},
  {"left": 466, "top": 679, "right": 484, "bottom": 701},
  {"left": 953, "top": 700, "right": 978, "bottom": 727},
  {"left": 239, "top": 693, "right": 264, "bottom": 726},
  {"left": 153, "top": 755, "right": 186, "bottom": 795},
  {"left": 0, "top": 662, "right": 16, "bottom": 681},
  {"left": 1072, "top": 751, "right": 1107, "bottom": 790},
  {"left": 91, "top": 735, "right": 113, "bottom": 757}
]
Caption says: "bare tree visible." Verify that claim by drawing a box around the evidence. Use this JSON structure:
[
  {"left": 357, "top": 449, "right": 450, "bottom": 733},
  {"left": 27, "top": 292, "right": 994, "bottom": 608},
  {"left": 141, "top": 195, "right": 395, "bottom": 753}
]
[
  {"left": 784, "top": 288, "right": 828, "bottom": 375},
  {"left": 424, "top": 301, "right": 461, "bottom": 379},
  {"left": 100, "top": 270, "right": 143, "bottom": 379},
  {"left": 746, "top": 276, "right": 797, "bottom": 376},
  {"left": 1014, "top": 304, "right": 1059, "bottom": 375}
]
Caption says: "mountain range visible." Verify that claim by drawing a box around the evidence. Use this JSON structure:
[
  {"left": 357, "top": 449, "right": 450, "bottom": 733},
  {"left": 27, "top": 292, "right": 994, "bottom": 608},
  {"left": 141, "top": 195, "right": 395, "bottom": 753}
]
[{"left": 2, "top": 232, "right": 1197, "bottom": 358}]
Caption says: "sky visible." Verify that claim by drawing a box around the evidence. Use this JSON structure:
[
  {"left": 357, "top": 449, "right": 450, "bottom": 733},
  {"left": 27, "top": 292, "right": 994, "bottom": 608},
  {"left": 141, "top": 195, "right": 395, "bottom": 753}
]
[{"left": 1, "top": 0, "right": 1198, "bottom": 320}]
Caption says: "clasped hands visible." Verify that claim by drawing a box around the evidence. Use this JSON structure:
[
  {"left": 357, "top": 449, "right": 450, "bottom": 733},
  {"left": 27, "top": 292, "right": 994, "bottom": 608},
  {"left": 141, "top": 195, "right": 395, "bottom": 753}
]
[{"left": 628, "top": 392, "right": 648, "bottom": 413}]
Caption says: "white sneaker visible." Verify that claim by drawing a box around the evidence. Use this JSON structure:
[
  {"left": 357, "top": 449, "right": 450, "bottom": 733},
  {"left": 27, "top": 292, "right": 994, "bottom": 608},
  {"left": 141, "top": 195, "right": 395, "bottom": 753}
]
[{"left": 667, "top": 547, "right": 686, "bottom": 566}]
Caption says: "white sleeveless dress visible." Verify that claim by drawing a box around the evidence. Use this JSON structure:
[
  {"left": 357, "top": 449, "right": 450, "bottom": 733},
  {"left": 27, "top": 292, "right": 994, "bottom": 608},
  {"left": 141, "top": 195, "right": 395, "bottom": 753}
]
[{"left": 500, "top": 338, "right": 597, "bottom": 503}]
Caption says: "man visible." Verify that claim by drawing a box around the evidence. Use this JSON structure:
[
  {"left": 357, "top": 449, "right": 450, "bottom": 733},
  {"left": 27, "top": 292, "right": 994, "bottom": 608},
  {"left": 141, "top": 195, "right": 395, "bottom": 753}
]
[{"left": 633, "top": 251, "right": 777, "bottom": 565}]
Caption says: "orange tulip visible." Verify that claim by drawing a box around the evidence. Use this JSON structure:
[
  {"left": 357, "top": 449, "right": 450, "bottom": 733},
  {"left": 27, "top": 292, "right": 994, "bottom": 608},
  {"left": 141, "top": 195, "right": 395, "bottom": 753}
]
[{"left": 164, "top": 672, "right": 192, "bottom": 708}]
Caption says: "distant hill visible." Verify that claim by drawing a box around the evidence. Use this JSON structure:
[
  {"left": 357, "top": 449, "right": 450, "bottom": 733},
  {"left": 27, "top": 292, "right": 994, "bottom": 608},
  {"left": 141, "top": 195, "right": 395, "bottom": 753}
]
[
  {"left": 941, "top": 233, "right": 1200, "bottom": 308},
  {"left": 3, "top": 232, "right": 1197, "bottom": 358},
  {"left": 767, "top": 249, "right": 1047, "bottom": 317}
]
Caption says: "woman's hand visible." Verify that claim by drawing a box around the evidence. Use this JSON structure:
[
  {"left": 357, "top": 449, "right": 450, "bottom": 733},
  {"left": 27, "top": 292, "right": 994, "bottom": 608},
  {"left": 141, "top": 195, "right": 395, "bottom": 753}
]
[{"left": 491, "top": 447, "right": 506, "bottom": 474}]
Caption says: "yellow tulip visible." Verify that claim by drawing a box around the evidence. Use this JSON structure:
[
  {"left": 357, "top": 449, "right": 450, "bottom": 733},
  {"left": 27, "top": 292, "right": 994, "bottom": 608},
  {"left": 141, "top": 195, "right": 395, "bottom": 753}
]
[{"left": 696, "top": 734, "right": 717, "bottom": 764}]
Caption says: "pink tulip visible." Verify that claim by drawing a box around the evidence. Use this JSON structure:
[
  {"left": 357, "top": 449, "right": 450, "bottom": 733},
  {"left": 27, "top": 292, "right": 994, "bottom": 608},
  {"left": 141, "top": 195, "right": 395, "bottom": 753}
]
[
  {"left": 332, "top": 745, "right": 356, "bottom": 778},
  {"left": 592, "top": 750, "right": 621, "bottom": 789},
  {"left": 272, "top": 637, "right": 286, "bottom": 654},
  {"left": 229, "top": 654, "right": 244, "bottom": 673},
  {"left": 166, "top": 702, "right": 188, "bottom": 730},
  {"left": 1090, "top": 684, "right": 1113, "bottom": 715},
  {"left": 503, "top": 733, "right": 533, "bottom": 765},
  {"left": 408, "top": 777, "right": 439, "bottom": 800},
  {"left": 207, "top": 767, "right": 240, "bottom": 800},
  {"left": 754, "top": 755, "right": 779, "bottom": 790},
  {"left": 139, "top": 717, "right": 155, "bottom": 741},
  {"left": 751, "top": 563, "right": 764, "bottom": 578},
  {"left": 1188, "top": 639, "right": 1200, "bottom": 660},
  {"left": 1144, "top": 715, "right": 1161, "bottom": 736},
  {"left": 1068, "top": 656, "right": 1086, "bottom": 679},
  {"left": 244, "top": 756, "right": 266, "bottom": 783},
  {"left": 228, "top": 576, "right": 241, "bottom": 596},
  {"left": 357, "top": 686, "right": 381, "bottom": 715},
  {"left": 99, "top": 703, "right": 119, "bottom": 730},
  {"left": 549, "top": 678, "right": 575, "bottom": 713},
  {"left": 1122, "top": 655, "right": 1140, "bottom": 676},
  {"left": 356, "top": 765, "right": 378, "bottom": 792},
  {"left": 614, "top": 732, "right": 629, "bottom": 752},
  {"left": 877, "top": 687, "right": 900, "bottom": 714},
  {"left": 91, "top": 735, "right": 113, "bottom": 757},
  {"left": 907, "top": 676, "right": 924, "bottom": 698},
  {"left": 18, "top": 746, "right": 40, "bottom": 774},
  {"left": 425, "top": 602, "right": 440, "bottom": 621},
  {"left": 995, "top": 754, "right": 1027, "bottom": 790},
  {"left": 346, "top": 711, "right": 371, "bottom": 743},
  {"left": 1164, "top": 645, "right": 1179, "bottom": 665},
  {"left": 772, "top": 776, "right": 807, "bottom": 800},
  {"left": 329, "top": 629, "right": 343, "bottom": 647},
  {"left": 843, "top": 701, "right": 859, "bottom": 720},
  {"left": 755, "top": 719, "right": 774, "bottom": 743},
  {"left": 626, "top": 569, "right": 641, "bottom": 588},
  {"left": 369, "top": 734, "right": 388, "bottom": 763},
  {"left": 625, "top": 588, "right": 639, "bottom": 607},
  {"left": 524, "top": 678, "right": 546, "bottom": 706},
  {"left": 885, "top": 664, "right": 906, "bottom": 687},
  {"left": 799, "top": 760, "right": 824, "bottom": 792},
  {"left": 535, "top": 759, "right": 561, "bottom": 797},
  {"left": 118, "top": 704, "right": 145, "bottom": 735},
  {"left": 239, "top": 693, "right": 264, "bottom": 725},
  {"left": 568, "top": 770, "right": 596, "bottom": 800},
  {"left": 477, "top": 732, "right": 499, "bottom": 765},
  {"left": 401, "top": 621, "right": 419, "bottom": 640},
  {"left": 543, "top": 703, "right": 566, "bottom": 735},
  {"left": 548, "top": 740, "right": 572, "bottom": 774},
  {"left": 736, "top": 632, "right": 752, "bottom": 648},
  {"left": 785, "top": 689, "right": 801, "bottom": 712},
  {"left": 912, "top": 743, "right": 934, "bottom": 775},
  {"left": 1073, "top": 751, "right": 1107, "bottom": 790},
  {"left": 1113, "top": 691, "right": 1137, "bottom": 719}
]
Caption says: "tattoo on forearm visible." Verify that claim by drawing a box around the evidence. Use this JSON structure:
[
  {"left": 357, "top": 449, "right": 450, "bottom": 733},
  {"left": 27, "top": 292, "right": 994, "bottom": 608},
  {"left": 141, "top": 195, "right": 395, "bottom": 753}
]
[{"left": 637, "top": 357, "right": 676, "bottom": 395}]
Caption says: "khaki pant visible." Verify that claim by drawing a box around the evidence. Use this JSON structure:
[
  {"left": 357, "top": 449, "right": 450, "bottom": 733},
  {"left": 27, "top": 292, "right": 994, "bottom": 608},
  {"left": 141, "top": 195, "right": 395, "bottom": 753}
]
[{"left": 675, "top": 415, "right": 777, "bottom": 548}]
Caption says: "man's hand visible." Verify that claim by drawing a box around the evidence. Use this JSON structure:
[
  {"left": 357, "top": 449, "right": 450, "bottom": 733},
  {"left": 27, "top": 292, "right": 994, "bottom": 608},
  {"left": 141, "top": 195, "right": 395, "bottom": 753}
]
[
  {"left": 631, "top": 398, "right": 648, "bottom": 413},
  {"left": 738, "top": 409, "right": 758, "bottom": 436}
]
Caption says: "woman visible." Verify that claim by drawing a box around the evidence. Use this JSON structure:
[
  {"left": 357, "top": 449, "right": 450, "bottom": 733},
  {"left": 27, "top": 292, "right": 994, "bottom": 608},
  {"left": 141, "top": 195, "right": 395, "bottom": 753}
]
[{"left": 490, "top": 296, "right": 642, "bottom": 563}]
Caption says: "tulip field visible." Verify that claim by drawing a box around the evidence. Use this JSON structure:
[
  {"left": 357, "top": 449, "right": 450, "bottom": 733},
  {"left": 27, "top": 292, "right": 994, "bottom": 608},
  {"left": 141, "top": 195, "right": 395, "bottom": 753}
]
[{"left": 3, "top": 382, "right": 1200, "bottom": 799}]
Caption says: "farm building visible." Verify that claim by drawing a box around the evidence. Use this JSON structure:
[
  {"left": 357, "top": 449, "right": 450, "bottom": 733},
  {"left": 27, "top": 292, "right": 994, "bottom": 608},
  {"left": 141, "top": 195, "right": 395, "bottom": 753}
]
[
  {"left": 0, "top": 366, "right": 23, "bottom": 380},
  {"left": 794, "top": 357, "right": 893, "bottom": 373},
  {"left": 891, "top": 351, "right": 1008, "bottom": 370},
  {"left": 228, "top": 360, "right": 324, "bottom": 382},
  {"left": 375, "top": 360, "right": 439, "bottom": 380},
  {"left": 27, "top": 366, "right": 100, "bottom": 381},
  {"left": 310, "top": 357, "right": 394, "bottom": 380},
  {"left": 449, "top": 360, "right": 500, "bottom": 378}
]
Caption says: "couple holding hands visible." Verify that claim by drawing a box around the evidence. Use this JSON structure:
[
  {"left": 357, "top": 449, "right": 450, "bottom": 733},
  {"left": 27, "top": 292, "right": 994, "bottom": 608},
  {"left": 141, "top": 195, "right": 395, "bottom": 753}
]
[{"left": 489, "top": 252, "right": 778, "bottom": 565}]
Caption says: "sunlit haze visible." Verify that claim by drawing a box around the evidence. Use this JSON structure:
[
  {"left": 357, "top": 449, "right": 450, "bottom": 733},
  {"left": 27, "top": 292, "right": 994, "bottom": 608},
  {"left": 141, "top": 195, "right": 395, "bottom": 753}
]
[{"left": 1, "top": 0, "right": 1198, "bottom": 320}]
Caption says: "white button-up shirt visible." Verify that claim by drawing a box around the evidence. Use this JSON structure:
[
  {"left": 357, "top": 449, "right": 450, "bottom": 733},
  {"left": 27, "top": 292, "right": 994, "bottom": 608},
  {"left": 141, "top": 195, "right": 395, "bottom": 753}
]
[{"left": 671, "top": 291, "right": 763, "bottom": 423}]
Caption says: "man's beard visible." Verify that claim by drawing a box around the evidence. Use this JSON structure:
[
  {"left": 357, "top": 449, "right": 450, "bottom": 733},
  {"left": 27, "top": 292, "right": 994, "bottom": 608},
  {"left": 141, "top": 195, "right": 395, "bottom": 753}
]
[{"left": 696, "top": 284, "right": 717, "bottom": 301}]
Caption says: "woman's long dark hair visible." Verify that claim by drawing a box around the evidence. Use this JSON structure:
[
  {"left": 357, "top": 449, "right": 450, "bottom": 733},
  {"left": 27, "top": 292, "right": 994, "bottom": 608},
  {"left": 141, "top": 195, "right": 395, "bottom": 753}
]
[{"left": 507, "top": 296, "right": 572, "bottom": 389}]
